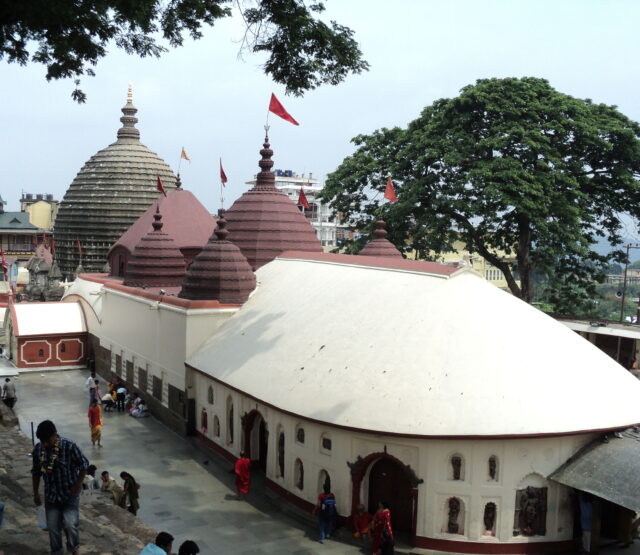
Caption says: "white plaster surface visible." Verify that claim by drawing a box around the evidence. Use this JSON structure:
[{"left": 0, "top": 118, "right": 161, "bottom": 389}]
[
  {"left": 12, "top": 301, "right": 87, "bottom": 336},
  {"left": 188, "top": 257, "right": 640, "bottom": 436}
]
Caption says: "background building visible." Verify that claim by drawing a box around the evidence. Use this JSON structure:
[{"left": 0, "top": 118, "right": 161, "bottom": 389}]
[{"left": 20, "top": 193, "right": 59, "bottom": 230}]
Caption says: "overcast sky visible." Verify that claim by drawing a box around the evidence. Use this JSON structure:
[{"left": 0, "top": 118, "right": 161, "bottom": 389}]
[{"left": 2, "top": 0, "right": 640, "bottom": 243}]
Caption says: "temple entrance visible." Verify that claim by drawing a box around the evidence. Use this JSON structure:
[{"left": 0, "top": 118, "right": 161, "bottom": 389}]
[
  {"left": 243, "top": 410, "right": 268, "bottom": 473},
  {"left": 368, "top": 457, "right": 413, "bottom": 537}
]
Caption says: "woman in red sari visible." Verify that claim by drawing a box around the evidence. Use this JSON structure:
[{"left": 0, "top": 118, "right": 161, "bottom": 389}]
[
  {"left": 234, "top": 451, "right": 251, "bottom": 500},
  {"left": 372, "top": 501, "right": 394, "bottom": 554}
]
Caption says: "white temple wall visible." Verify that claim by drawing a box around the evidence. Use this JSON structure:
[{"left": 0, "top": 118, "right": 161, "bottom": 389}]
[{"left": 190, "top": 370, "right": 594, "bottom": 547}]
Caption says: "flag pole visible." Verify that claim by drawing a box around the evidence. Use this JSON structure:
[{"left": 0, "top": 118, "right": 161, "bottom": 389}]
[{"left": 177, "top": 148, "right": 183, "bottom": 175}]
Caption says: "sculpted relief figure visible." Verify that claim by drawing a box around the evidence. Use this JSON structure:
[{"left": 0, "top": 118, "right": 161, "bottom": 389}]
[{"left": 448, "top": 497, "right": 461, "bottom": 534}]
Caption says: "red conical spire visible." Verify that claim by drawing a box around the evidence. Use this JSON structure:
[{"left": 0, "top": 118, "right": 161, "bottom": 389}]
[
  {"left": 359, "top": 219, "right": 403, "bottom": 258},
  {"left": 123, "top": 207, "right": 186, "bottom": 287},
  {"left": 223, "top": 136, "right": 322, "bottom": 270},
  {"left": 179, "top": 215, "right": 256, "bottom": 303}
]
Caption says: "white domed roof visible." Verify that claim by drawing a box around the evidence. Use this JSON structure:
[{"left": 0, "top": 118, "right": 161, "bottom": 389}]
[{"left": 187, "top": 253, "right": 640, "bottom": 437}]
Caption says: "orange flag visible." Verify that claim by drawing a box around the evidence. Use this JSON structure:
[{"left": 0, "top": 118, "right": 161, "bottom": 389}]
[
  {"left": 181, "top": 147, "right": 190, "bottom": 162},
  {"left": 76, "top": 238, "right": 83, "bottom": 256},
  {"left": 384, "top": 177, "right": 398, "bottom": 203}
]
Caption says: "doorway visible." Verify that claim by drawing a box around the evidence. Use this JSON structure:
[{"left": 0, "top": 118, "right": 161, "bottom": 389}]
[
  {"left": 243, "top": 410, "right": 268, "bottom": 473},
  {"left": 368, "top": 457, "right": 413, "bottom": 537}
]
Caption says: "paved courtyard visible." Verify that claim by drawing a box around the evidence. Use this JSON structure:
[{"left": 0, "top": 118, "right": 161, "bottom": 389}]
[
  {"left": 11, "top": 369, "right": 369, "bottom": 555},
  {"left": 9, "top": 368, "right": 640, "bottom": 555}
]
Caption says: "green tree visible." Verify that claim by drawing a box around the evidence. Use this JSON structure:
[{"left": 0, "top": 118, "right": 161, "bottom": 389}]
[
  {"left": 0, "top": 0, "right": 368, "bottom": 101},
  {"left": 321, "top": 77, "right": 640, "bottom": 305}
]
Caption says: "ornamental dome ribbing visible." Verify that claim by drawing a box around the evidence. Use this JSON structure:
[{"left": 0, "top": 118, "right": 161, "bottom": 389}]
[
  {"left": 224, "top": 136, "right": 322, "bottom": 270},
  {"left": 179, "top": 215, "right": 256, "bottom": 304},
  {"left": 359, "top": 219, "right": 403, "bottom": 258},
  {"left": 54, "top": 87, "right": 177, "bottom": 278},
  {"left": 123, "top": 207, "right": 186, "bottom": 287}
]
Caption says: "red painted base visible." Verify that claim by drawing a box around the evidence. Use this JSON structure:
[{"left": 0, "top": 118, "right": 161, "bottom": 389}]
[{"left": 413, "top": 536, "right": 574, "bottom": 554}]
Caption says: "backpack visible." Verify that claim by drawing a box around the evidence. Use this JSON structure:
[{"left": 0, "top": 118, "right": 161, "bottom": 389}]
[{"left": 321, "top": 494, "right": 336, "bottom": 516}]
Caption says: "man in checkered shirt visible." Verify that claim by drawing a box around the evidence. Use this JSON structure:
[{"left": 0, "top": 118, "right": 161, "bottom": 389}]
[{"left": 31, "top": 420, "right": 89, "bottom": 555}]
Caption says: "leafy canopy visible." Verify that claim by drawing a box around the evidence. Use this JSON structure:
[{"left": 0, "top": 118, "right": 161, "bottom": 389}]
[
  {"left": 0, "top": 0, "right": 368, "bottom": 101},
  {"left": 321, "top": 77, "right": 640, "bottom": 307}
]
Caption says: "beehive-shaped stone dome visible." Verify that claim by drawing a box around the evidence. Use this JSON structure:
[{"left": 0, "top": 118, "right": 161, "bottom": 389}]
[
  {"left": 179, "top": 216, "right": 256, "bottom": 304},
  {"left": 54, "top": 87, "right": 177, "bottom": 277},
  {"left": 123, "top": 207, "right": 185, "bottom": 288},
  {"left": 359, "top": 219, "right": 403, "bottom": 258},
  {"left": 224, "top": 136, "right": 322, "bottom": 270}
]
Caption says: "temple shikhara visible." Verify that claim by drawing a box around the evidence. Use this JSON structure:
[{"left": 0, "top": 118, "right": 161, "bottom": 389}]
[
  {"left": 53, "top": 86, "right": 177, "bottom": 278},
  {"left": 5, "top": 90, "right": 640, "bottom": 554}
]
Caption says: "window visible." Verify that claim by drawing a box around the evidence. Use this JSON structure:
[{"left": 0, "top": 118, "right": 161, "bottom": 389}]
[
  {"left": 294, "top": 458, "right": 304, "bottom": 490},
  {"left": 213, "top": 415, "right": 220, "bottom": 437},
  {"left": 278, "top": 431, "right": 285, "bottom": 478},
  {"left": 318, "top": 470, "right": 331, "bottom": 493},
  {"left": 227, "top": 397, "right": 234, "bottom": 444},
  {"left": 201, "top": 408, "right": 208, "bottom": 435},
  {"left": 488, "top": 456, "right": 498, "bottom": 480},
  {"left": 60, "top": 343, "right": 66, "bottom": 353},
  {"left": 321, "top": 433, "right": 332, "bottom": 452},
  {"left": 208, "top": 385, "right": 214, "bottom": 404},
  {"left": 296, "top": 426, "right": 305, "bottom": 444},
  {"left": 38, "top": 348, "right": 44, "bottom": 357},
  {"left": 152, "top": 376, "right": 162, "bottom": 401},
  {"left": 138, "top": 367, "right": 148, "bottom": 392}
]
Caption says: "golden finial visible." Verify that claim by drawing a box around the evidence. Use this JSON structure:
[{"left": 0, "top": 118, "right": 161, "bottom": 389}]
[{"left": 127, "top": 83, "right": 133, "bottom": 103}]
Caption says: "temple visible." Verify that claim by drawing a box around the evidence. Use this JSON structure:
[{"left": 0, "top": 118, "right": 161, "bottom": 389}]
[{"left": 53, "top": 86, "right": 177, "bottom": 277}]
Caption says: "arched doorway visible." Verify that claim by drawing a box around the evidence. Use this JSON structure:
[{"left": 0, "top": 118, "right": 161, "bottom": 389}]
[
  {"left": 368, "top": 457, "right": 414, "bottom": 537},
  {"left": 242, "top": 410, "right": 268, "bottom": 473},
  {"left": 350, "top": 451, "right": 421, "bottom": 543}
]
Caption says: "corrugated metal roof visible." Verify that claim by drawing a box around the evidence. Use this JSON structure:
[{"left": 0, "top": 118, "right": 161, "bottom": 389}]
[{"left": 549, "top": 428, "right": 640, "bottom": 512}]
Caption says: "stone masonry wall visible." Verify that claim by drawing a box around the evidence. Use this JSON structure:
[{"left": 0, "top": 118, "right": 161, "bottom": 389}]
[{"left": 0, "top": 402, "right": 157, "bottom": 555}]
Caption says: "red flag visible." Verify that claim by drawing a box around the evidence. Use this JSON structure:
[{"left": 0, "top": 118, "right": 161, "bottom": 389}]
[
  {"left": 384, "top": 176, "right": 398, "bottom": 203},
  {"left": 269, "top": 93, "right": 299, "bottom": 126},
  {"left": 220, "top": 159, "right": 228, "bottom": 187},
  {"left": 297, "top": 187, "right": 311, "bottom": 210},
  {"left": 156, "top": 175, "right": 167, "bottom": 197},
  {"left": 76, "top": 238, "right": 83, "bottom": 256}
]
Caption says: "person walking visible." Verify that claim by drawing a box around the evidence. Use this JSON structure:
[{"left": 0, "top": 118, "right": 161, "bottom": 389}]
[
  {"left": 31, "top": 420, "right": 89, "bottom": 555},
  {"left": 234, "top": 451, "right": 251, "bottom": 500},
  {"left": 85, "top": 371, "right": 97, "bottom": 406},
  {"left": 372, "top": 501, "right": 394, "bottom": 555},
  {"left": 313, "top": 483, "right": 337, "bottom": 544},
  {"left": 1, "top": 377, "right": 16, "bottom": 408},
  {"left": 120, "top": 471, "right": 140, "bottom": 515},
  {"left": 87, "top": 400, "right": 102, "bottom": 447}
]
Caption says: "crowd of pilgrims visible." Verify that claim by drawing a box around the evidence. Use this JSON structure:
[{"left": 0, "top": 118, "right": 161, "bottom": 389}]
[{"left": 87, "top": 371, "right": 395, "bottom": 553}]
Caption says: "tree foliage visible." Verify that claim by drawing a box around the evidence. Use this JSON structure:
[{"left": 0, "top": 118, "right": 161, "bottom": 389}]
[
  {"left": 321, "top": 77, "right": 640, "bottom": 306},
  {"left": 0, "top": 0, "right": 368, "bottom": 101}
]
